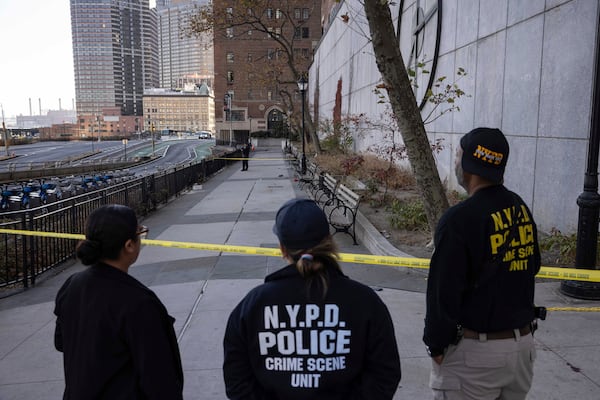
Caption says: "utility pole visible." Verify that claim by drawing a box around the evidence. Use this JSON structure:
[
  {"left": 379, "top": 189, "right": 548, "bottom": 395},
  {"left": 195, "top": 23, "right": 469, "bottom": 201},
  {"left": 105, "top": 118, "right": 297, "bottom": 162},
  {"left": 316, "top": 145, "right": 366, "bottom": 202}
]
[{"left": 1, "top": 104, "right": 8, "bottom": 156}]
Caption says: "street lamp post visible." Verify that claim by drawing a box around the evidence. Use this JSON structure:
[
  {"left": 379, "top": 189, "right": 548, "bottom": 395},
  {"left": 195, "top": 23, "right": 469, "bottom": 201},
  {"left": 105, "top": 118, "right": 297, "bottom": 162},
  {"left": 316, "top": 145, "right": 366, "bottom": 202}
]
[
  {"left": 285, "top": 110, "right": 292, "bottom": 153},
  {"left": 91, "top": 115, "right": 95, "bottom": 153},
  {"left": 297, "top": 76, "right": 308, "bottom": 175},
  {"left": 151, "top": 122, "right": 155, "bottom": 156},
  {"left": 560, "top": 10, "right": 600, "bottom": 299},
  {"left": 249, "top": 116, "right": 252, "bottom": 143}
]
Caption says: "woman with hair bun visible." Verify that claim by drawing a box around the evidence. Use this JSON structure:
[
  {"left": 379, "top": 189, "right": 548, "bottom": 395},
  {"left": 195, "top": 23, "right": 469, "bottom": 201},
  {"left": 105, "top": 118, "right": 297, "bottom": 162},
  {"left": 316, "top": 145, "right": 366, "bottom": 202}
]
[
  {"left": 54, "top": 204, "right": 183, "bottom": 399},
  {"left": 223, "top": 198, "right": 401, "bottom": 399}
]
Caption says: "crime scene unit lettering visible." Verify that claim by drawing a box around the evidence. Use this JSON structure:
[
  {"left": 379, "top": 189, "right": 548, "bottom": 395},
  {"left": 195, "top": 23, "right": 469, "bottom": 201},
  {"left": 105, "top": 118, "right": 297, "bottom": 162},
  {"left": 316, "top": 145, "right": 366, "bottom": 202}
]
[
  {"left": 258, "top": 304, "right": 350, "bottom": 388},
  {"left": 488, "top": 204, "right": 535, "bottom": 271}
]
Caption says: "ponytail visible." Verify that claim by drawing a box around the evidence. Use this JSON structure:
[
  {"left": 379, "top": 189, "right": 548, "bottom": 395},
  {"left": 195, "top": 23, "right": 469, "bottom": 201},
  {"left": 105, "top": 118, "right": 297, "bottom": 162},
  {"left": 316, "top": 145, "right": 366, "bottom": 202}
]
[{"left": 287, "top": 235, "right": 341, "bottom": 299}]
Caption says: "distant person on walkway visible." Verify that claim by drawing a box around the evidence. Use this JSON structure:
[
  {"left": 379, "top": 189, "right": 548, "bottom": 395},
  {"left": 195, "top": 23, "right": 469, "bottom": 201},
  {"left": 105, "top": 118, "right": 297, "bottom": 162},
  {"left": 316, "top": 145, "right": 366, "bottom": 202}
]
[
  {"left": 54, "top": 204, "right": 184, "bottom": 399},
  {"left": 241, "top": 141, "right": 251, "bottom": 171},
  {"left": 423, "top": 128, "right": 541, "bottom": 400},
  {"left": 223, "top": 198, "right": 401, "bottom": 399}
]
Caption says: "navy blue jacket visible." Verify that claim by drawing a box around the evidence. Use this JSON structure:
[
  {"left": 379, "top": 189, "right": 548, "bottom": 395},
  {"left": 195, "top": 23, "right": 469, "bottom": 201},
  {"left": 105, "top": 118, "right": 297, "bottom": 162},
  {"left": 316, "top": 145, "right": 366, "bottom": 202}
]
[{"left": 223, "top": 264, "right": 401, "bottom": 399}]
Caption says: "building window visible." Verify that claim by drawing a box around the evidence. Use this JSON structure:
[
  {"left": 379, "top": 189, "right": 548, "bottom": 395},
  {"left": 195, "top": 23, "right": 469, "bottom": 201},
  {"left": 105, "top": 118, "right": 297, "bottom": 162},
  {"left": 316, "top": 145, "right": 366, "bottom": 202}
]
[
  {"left": 247, "top": 53, "right": 252, "bottom": 62},
  {"left": 227, "top": 52, "right": 234, "bottom": 63},
  {"left": 267, "top": 27, "right": 273, "bottom": 37},
  {"left": 226, "top": 27, "right": 233, "bottom": 38},
  {"left": 303, "top": 8, "right": 309, "bottom": 19},
  {"left": 267, "top": 90, "right": 272, "bottom": 100},
  {"left": 294, "top": 8, "right": 301, "bottom": 19},
  {"left": 247, "top": 29, "right": 252, "bottom": 35},
  {"left": 267, "top": 48, "right": 274, "bottom": 59},
  {"left": 226, "top": 7, "right": 233, "bottom": 20},
  {"left": 275, "top": 27, "right": 281, "bottom": 37},
  {"left": 294, "top": 27, "right": 301, "bottom": 39},
  {"left": 227, "top": 71, "right": 234, "bottom": 84},
  {"left": 293, "top": 48, "right": 301, "bottom": 59},
  {"left": 302, "top": 27, "right": 309, "bottom": 38},
  {"left": 248, "top": 90, "right": 253, "bottom": 99},
  {"left": 275, "top": 9, "right": 282, "bottom": 19},
  {"left": 302, "top": 48, "right": 309, "bottom": 58},
  {"left": 266, "top": 8, "right": 273, "bottom": 19},
  {"left": 231, "top": 110, "right": 245, "bottom": 121}
]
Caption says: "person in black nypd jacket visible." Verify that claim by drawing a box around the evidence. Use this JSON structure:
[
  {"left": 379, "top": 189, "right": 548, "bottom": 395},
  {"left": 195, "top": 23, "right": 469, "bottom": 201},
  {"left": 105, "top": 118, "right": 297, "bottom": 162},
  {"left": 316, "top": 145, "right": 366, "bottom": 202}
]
[
  {"left": 54, "top": 205, "right": 183, "bottom": 399},
  {"left": 223, "top": 198, "right": 401, "bottom": 399},
  {"left": 423, "top": 128, "right": 541, "bottom": 400}
]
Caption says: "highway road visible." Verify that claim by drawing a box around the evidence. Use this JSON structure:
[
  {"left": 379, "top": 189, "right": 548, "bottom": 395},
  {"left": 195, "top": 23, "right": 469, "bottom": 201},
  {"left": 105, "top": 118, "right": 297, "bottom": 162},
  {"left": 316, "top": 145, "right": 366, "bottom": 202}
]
[{"left": 0, "top": 137, "right": 217, "bottom": 177}]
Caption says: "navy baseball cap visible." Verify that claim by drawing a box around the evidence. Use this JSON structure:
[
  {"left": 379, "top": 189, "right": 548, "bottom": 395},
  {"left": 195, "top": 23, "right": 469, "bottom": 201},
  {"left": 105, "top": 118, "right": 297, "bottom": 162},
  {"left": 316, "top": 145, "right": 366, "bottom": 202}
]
[
  {"left": 460, "top": 127, "right": 509, "bottom": 184},
  {"left": 272, "top": 198, "right": 330, "bottom": 249}
]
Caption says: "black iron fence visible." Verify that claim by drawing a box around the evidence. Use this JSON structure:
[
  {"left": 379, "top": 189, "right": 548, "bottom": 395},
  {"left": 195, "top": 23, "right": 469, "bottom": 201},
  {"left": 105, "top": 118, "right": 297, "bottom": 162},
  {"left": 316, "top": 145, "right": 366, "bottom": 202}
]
[{"left": 0, "top": 153, "right": 239, "bottom": 290}]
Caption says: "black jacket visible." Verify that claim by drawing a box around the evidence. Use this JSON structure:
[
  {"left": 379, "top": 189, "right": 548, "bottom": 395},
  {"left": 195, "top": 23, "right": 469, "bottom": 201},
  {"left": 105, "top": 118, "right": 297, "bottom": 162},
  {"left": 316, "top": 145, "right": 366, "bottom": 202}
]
[
  {"left": 223, "top": 264, "right": 401, "bottom": 400},
  {"left": 424, "top": 185, "right": 541, "bottom": 352},
  {"left": 242, "top": 144, "right": 251, "bottom": 157},
  {"left": 54, "top": 263, "right": 184, "bottom": 399}
]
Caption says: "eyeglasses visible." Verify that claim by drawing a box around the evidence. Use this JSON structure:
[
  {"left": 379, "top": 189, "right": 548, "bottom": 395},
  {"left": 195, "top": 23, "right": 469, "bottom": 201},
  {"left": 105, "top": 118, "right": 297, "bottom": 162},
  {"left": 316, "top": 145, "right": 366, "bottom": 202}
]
[{"left": 136, "top": 225, "right": 149, "bottom": 240}]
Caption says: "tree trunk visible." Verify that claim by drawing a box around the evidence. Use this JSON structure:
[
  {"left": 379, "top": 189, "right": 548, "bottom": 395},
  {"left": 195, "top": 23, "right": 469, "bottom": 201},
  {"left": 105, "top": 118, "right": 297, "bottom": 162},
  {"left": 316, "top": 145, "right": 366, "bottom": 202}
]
[
  {"left": 363, "top": 0, "right": 449, "bottom": 233},
  {"left": 304, "top": 97, "right": 321, "bottom": 154}
]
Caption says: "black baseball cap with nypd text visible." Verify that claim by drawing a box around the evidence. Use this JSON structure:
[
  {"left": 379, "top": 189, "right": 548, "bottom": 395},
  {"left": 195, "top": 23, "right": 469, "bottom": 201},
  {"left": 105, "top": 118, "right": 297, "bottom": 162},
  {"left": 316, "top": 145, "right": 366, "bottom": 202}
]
[{"left": 460, "top": 127, "right": 509, "bottom": 184}]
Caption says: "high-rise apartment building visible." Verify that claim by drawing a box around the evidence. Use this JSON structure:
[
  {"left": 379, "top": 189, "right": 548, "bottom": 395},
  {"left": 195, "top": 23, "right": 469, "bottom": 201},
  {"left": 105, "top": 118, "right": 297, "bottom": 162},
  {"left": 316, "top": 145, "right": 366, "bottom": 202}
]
[
  {"left": 212, "top": 1, "right": 321, "bottom": 142},
  {"left": 157, "top": 0, "right": 213, "bottom": 90},
  {"left": 70, "top": 0, "right": 159, "bottom": 123}
]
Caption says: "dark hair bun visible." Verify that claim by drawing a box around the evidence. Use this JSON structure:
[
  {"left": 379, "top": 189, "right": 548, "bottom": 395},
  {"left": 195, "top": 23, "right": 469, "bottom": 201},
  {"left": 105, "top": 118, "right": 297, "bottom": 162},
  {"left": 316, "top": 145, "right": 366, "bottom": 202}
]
[{"left": 76, "top": 239, "right": 102, "bottom": 265}]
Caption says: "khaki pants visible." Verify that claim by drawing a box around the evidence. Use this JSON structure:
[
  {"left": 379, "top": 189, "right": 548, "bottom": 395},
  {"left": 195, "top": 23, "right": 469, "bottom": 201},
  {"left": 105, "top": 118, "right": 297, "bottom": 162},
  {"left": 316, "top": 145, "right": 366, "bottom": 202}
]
[{"left": 430, "top": 332, "right": 535, "bottom": 400}]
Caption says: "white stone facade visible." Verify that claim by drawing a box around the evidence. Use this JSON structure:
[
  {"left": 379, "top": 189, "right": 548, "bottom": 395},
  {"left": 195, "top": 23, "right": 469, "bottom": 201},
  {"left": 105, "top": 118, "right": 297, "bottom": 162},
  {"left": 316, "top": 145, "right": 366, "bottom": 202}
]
[{"left": 309, "top": 0, "right": 598, "bottom": 233}]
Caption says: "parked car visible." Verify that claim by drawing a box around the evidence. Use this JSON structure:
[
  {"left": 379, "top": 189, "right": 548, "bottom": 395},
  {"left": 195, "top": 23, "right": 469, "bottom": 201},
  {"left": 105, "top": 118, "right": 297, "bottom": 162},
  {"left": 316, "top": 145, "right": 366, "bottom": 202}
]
[{"left": 197, "top": 131, "right": 212, "bottom": 139}]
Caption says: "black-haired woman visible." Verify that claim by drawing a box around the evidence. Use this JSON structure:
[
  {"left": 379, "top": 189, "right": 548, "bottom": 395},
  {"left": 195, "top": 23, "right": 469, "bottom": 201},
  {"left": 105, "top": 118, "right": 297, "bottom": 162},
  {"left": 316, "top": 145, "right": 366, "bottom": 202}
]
[
  {"left": 223, "top": 198, "right": 401, "bottom": 399},
  {"left": 54, "top": 204, "right": 183, "bottom": 399}
]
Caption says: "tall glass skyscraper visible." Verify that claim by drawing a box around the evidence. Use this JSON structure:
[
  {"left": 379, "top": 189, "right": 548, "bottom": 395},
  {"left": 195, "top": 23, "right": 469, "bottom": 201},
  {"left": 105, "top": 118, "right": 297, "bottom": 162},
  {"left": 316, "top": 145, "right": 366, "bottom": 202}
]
[
  {"left": 70, "top": 0, "right": 159, "bottom": 117},
  {"left": 157, "top": 0, "right": 213, "bottom": 90}
]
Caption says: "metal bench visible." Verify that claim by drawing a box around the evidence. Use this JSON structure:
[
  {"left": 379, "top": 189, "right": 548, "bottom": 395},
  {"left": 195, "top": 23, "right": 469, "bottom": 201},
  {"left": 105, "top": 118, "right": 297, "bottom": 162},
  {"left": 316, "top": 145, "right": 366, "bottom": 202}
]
[
  {"left": 315, "top": 173, "right": 339, "bottom": 206},
  {"left": 325, "top": 183, "right": 361, "bottom": 245},
  {"left": 298, "top": 162, "right": 320, "bottom": 193}
]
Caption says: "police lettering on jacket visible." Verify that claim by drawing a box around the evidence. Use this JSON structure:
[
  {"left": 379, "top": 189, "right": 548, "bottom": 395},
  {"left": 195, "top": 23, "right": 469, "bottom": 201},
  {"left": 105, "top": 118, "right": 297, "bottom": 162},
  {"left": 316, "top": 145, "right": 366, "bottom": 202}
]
[
  {"left": 258, "top": 304, "right": 349, "bottom": 388},
  {"left": 488, "top": 204, "right": 535, "bottom": 271}
]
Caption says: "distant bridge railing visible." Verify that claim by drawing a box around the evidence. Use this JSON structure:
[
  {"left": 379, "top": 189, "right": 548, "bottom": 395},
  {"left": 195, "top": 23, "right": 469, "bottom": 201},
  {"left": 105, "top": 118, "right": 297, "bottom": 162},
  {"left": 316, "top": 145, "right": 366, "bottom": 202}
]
[{"left": 0, "top": 151, "right": 241, "bottom": 292}]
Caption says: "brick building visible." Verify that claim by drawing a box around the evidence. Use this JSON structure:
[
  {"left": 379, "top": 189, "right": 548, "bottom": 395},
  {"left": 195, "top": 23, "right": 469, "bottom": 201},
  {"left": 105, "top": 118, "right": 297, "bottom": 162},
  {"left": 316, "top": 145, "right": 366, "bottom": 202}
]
[{"left": 212, "top": 0, "right": 321, "bottom": 143}]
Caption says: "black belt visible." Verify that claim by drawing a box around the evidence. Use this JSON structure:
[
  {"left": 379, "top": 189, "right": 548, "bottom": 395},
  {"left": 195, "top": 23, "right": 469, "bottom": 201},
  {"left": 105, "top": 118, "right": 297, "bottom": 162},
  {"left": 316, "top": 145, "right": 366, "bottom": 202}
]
[{"left": 463, "top": 324, "right": 532, "bottom": 340}]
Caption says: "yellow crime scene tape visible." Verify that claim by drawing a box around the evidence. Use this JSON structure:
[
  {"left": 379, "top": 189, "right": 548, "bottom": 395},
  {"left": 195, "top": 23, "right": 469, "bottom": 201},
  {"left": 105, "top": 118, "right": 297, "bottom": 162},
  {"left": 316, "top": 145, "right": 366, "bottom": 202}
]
[
  {"left": 1, "top": 228, "right": 599, "bottom": 284},
  {"left": 2, "top": 228, "right": 600, "bottom": 313},
  {"left": 213, "top": 157, "right": 295, "bottom": 161}
]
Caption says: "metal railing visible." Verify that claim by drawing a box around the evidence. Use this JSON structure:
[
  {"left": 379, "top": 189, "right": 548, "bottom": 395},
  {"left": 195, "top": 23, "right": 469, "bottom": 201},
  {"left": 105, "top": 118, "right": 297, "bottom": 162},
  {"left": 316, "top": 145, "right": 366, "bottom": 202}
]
[{"left": 0, "top": 152, "right": 240, "bottom": 291}]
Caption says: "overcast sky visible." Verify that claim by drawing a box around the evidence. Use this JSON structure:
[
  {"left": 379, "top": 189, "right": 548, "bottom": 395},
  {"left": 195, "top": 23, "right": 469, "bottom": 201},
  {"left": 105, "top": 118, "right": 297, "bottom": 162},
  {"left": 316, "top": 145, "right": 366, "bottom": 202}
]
[
  {"left": 0, "top": 0, "right": 156, "bottom": 121},
  {"left": 0, "top": 0, "right": 75, "bottom": 120}
]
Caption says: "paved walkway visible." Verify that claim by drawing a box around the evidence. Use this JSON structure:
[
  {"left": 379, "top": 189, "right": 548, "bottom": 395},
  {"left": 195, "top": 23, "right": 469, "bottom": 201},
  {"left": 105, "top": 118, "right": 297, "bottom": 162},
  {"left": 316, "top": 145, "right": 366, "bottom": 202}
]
[{"left": 1, "top": 145, "right": 600, "bottom": 399}]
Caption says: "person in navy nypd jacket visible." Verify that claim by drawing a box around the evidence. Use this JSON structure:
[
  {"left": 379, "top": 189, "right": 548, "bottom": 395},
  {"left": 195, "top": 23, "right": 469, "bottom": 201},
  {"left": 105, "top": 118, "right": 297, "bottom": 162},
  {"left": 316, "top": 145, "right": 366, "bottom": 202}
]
[{"left": 223, "top": 198, "right": 401, "bottom": 399}]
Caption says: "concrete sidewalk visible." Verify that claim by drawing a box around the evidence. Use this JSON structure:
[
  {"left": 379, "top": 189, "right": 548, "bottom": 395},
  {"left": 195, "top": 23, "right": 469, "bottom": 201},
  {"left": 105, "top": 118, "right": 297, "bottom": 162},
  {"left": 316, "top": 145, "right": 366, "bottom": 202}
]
[{"left": 1, "top": 144, "right": 600, "bottom": 399}]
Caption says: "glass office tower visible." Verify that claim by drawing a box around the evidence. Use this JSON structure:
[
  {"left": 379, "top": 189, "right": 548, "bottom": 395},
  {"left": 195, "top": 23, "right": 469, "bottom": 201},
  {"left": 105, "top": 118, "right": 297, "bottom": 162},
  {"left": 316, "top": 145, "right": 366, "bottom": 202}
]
[
  {"left": 157, "top": 0, "right": 213, "bottom": 90},
  {"left": 70, "top": 0, "right": 159, "bottom": 116}
]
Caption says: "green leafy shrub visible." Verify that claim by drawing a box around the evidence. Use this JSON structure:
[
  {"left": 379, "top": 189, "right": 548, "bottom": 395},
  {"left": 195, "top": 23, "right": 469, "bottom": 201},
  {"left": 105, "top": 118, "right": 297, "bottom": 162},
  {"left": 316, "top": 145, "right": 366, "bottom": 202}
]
[
  {"left": 538, "top": 228, "right": 600, "bottom": 266},
  {"left": 388, "top": 198, "right": 429, "bottom": 232}
]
